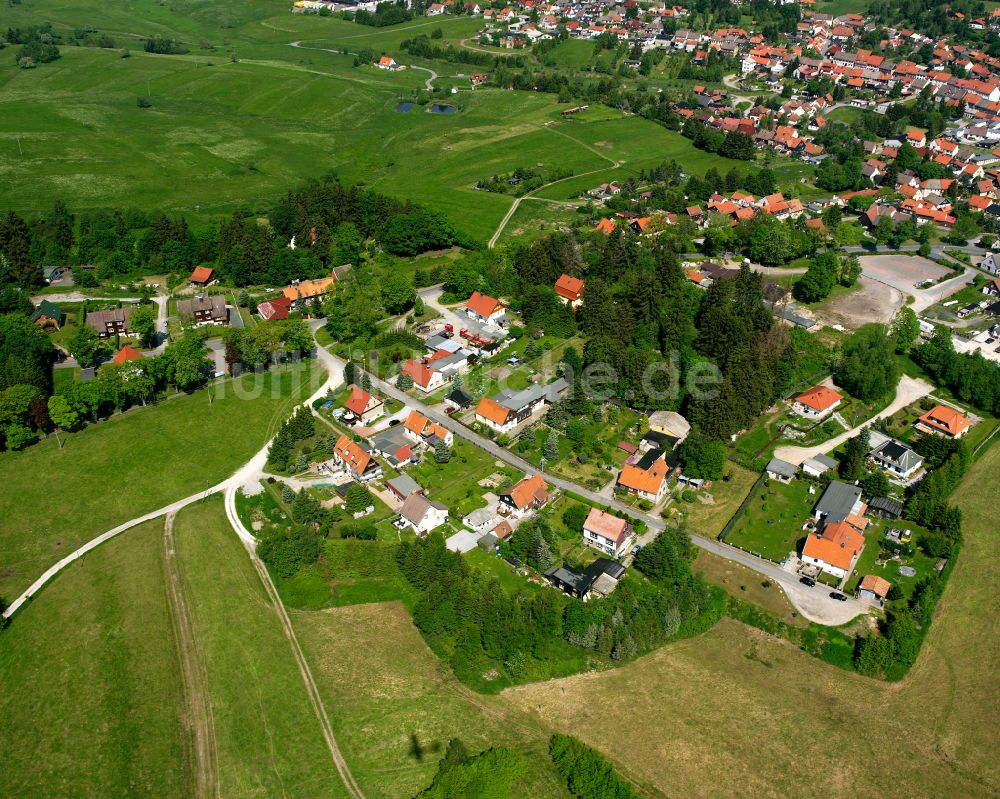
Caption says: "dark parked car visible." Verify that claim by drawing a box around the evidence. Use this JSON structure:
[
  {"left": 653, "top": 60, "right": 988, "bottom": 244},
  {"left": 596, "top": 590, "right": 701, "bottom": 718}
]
[
  {"left": 829, "top": 591, "right": 848, "bottom": 601},
  {"left": 799, "top": 576, "right": 816, "bottom": 587}
]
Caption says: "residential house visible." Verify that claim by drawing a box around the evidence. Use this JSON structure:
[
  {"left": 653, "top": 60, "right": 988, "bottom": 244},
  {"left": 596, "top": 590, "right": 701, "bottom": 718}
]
[
  {"left": 444, "top": 387, "right": 473, "bottom": 411},
  {"left": 554, "top": 274, "right": 585, "bottom": 307},
  {"left": 474, "top": 379, "right": 568, "bottom": 434},
  {"left": 177, "top": 294, "right": 228, "bottom": 326},
  {"left": 915, "top": 404, "right": 971, "bottom": 437},
  {"left": 112, "top": 345, "right": 142, "bottom": 366},
  {"left": 857, "top": 574, "right": 891, "bottom": 601},
  {"left": 647, "top": 410, "right": 690, "bottom": 448},
  {"left": 766, "top": 457, "right": 798, "bottom": 483},
  {"left": 463, "top": 506, "right": 500, "bottom": 535},
  {"left": 370, "top": 426, "right": 418, "bottom": 469},
  {"left": 189, "top": 266, "right": 215, "bottom": 286},
  {"left": 617, "top": 449, "right": 670, "bottom": 504},
  {"left": 403, "top": 409, "right": 454, "bottom": 447},
  {"left": 793, "top": 384, "right": 844, "bottom": 419},
  {"left": 332, "top": 434, "right": 382, "bottom": 482},
  {"left": 544, "top": 559, "right": 625, "bottom": 600},
  {"left": 30, "top": 300, "right": 62, "bottom": 330},
  {"left": 282, "top": 274, "right": 338, "bottom": 308},
  {"left": 257, "top": 296, "right": 293, "bottom": 321},
  {"left": 582, "top": 507, "right": 634, "bottom": 558},
  {"left": 343, "top": 385, "right": 385, "bottom": 425},
  {"left": 465, "top": 290, "right": 505, "bottom": 324},
  {"left": 398, "top": 493, "right": 449, "bottom": 535},
  {"left": 86, "top": 307, "right": 132, "bottom": 338},
  {"left": 813, "top": 480, "right": 869, "bottom": 530},
  {"left": 801, "top": 520, "right": 865, "bottom": 580},
  {"left": 870, "top": 439, "right": 924, "bottom": 478},
  {"left": 980, "top": 253, "right": 1000, "bottom": 275},
  {"left": 377, "top": 55, "right": 403, "bottom": 71},
  {"left": 401, "top": 359, "right": 447, "bottom": 393},
  {"left": 385, "top": 474, "right": 423, "bottom": 502},
  {"left": 499, "top": 473, "right": 549, "bottom": 518}
]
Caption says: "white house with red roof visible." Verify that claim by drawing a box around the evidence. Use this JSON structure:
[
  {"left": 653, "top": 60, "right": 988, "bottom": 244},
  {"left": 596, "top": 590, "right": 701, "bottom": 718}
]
[
  {"left": 582, "top": 507, "right": 634, "bottom": 558},
  {"left": 343, "top": 385, "right": 385, "bottom": 424},
  {"left": 401, "top": 359, "right": 447, "bottom": 393},
  {"left": 554, "top": 274, "right": 584, "bottom": 307},
  {"left": 793, "top": 384, "right": 844, "bottom": 419},
  {"left": 465, "top": 291, "right": 505, "bottom": 324}
]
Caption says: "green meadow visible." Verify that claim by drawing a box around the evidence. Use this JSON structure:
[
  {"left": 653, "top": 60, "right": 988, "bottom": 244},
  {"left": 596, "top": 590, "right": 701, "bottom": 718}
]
[
  {"left": 1, "top": 1, "right": 815, "bottom": 243},
  {"left": 0, "top": 362, "right": 319, "bottom": 603}
]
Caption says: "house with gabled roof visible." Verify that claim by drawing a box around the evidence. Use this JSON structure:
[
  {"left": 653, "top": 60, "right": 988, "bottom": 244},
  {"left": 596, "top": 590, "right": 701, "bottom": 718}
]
[
  {"left": 403, "top": 409, "right": 453, "bottom": 447},
  {"left": 802, "top": 520, "right": 865, "bottom": 580},
  {"left": 582, "top": 507, "right": 634, "bottom": 558},
  {"left": 343, "top": 385, "right": 385, "bottom": 425},
  {"left": 554, "top": 274, "right": 584, "bottom": 307},
  {"left": 465, "top": 291, "right": 505, "bottom": 324},
  {"left": 30, "top": 299, "right": 62, "bottom": 330},
  {"left": 399, "top": 493, "right": 448, "bottom": 535},
  {"left": 400, "top": 359, "right": 447, "bottom": 393},
  {"left": 332, "top": 434, "right": 382, "bottom": 482},
  {"left": 499, "top": 473, "right": 549, "bottom": 518},
  {"left": 617, "top": 449, "right": 670, "bottom": 504}
]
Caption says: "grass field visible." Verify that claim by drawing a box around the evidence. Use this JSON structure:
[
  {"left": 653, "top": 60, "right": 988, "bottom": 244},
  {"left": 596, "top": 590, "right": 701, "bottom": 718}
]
[
  {"left": 0, "top": 519, "right": 185, "bottom": 797},
  {"left": 682, "top": 462, "right": 760, "bottom": 539},
  {"left": 292, "top": 601, "right": 573, "bottom": 799},
  {"left": 0, "top": 362, "right": 319, "bottom": 602},
  {"left": 724, "top": 477, "right": 813, "bottom": 562},
  {"left": 173, "top": 497, "right": 352, "bottom": 797},
  {"left": 502, "top": 442, "right": 1000, "bottom": 799}
]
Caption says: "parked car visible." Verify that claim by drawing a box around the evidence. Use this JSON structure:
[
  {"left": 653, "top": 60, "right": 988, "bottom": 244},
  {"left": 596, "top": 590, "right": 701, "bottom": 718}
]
[
  {"left": 829, "top": 591, "right": 848, "bottom": 601},
  {"left": 799, "top": 576, "right": 816, "bottom": 587},
  {"left": 631, "top": 544, "right": 642, "bottom": 556}
]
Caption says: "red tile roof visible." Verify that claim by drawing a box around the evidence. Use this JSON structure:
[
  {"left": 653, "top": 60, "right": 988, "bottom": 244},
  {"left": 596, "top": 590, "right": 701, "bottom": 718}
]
[{"left": 113, "top": 345, "right": 142, "bottom": 365}]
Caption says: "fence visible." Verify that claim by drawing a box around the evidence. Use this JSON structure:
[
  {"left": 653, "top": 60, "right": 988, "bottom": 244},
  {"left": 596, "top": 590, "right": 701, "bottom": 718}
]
[{"left": 717, "top": 470, "right": 767, "bottom": 544}]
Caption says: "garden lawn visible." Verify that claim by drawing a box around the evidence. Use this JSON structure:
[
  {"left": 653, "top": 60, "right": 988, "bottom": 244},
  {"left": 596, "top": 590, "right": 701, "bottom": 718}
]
[
  {"left": 173, "top": 496, "right": 351, "bottom": 798},
  {"left": 0, "top": 519, "right": 185, "bottom": 798},
  {"left": 724, "top": 477, "right": 813, "bottom": 562},
  {"left": 0, "top": 362, "right": 319, "bottom": 601},
  {"left": 407, "top": 437, "right": 512, "bottom": 513},
  {"left": 682, "top": 462, "right": 761, "bottom": 539}
]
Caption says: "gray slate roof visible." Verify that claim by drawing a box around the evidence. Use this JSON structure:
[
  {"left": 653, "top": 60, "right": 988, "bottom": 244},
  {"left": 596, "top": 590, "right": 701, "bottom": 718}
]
[{"left": 814, "top": 481, "right": 863, "bottom": 523}]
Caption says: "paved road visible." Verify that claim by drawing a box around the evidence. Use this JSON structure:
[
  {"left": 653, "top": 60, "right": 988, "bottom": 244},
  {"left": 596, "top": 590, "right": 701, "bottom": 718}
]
[
  {"left": 349, "top": 356, "right": 867, "bottom": 625},
  {"left": 773, "top": 374, "right": 934, "bottom": 465}
]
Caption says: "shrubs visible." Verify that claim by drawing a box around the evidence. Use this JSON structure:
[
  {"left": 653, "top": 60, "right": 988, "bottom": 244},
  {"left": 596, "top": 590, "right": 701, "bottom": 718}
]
[{"left": 549, "top": 734, "right": 638, "bottom": 799}]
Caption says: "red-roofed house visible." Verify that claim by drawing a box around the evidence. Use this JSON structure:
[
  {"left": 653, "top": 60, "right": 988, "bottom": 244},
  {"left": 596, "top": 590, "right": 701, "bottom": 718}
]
[
  {"left": 582, "top": 507, "right": 634, "bottom": 557},
  {"left": 916, "top": 405, "right": 971, "bottom": 438},
  {"left": 189, "top": 266, "right": 215, "bottom": 286},
  {"left": 401, "top": 359, "right": 447, "bottom": 393},
  {"left": 113, "top": 345, "right": 143, "bottom": 365},
  {"left": 554, "top": 274, "right": 585, "bottom": 307},
  {"left": 257, "top": 296, "right": 293, "bottom": 322},
  {"left": 801, "top": 520, "right": 865, "bottom": 580},
  {"left": 465, "top": 291, "right": 505, "bottom": 324},
  {"left": 793, "top": 385, "right": 844, "bottom": 419},
  {"left": 499, "top": 473, "right": 549, "bottom": 518},
  {"left": 343, "top": 385, "right": 385, "bottom": 424}
]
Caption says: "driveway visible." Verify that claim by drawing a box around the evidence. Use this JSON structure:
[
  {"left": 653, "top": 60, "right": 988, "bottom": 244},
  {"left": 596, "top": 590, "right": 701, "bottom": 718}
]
[{"left": 773, "top": 375, "right": 934, "bottom": 465}]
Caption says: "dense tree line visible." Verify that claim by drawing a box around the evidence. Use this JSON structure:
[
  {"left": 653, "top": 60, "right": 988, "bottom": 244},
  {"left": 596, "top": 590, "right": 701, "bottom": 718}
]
[
  {"left": 415, "top": 742, "right": 524, "bottom": 799},
  {"left": 834, "top": 324, "right": 900, "bottom": 404},
  {"left": 352, "top": 1, "right": 412, "bottom": 27}
]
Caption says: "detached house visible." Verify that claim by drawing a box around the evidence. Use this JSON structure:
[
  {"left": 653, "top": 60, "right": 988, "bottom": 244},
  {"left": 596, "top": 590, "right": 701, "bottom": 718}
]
[
  {"left": 801, "top": 520, "right": 865, "bottom": 580},
  {"left": 554, "top": 274, "right": 585, "bottom": 307},
  {"left": 177, "top": 294, "right": 228, "bottom": 326},
  {"left": 499, "top": 473, "right": 549, "bottom": 518},
  {"left": 474, "top": 380, "right": 568, "bottom": 434},
  {"left": 403, "top": 409, "right": 453, "bottom": 447},
  {"left": 398, "top": 493, "right": 449, "bottom": 535},
  {"left": 343, "top": 385, "right": 385, "bottom": 425},
  {"left": 465, "top": 291, "right": 505, "bottom": 324},
  {"left": 617, "top": 450, "right": 670, "bottom": 504},
  {"left": 916, "top": 405, "right": 971, "bottom": 438},
  {"left": 401, "top": 359, "right": 448, "bottom": 393},
  {"left": 86, "top": 307, "right": 132, "bottom": 339},
  {"left": 332, "top": 434, "right": 382, "bottom": 482},
  {"left": 582, "top": 507, "right": 634, "bottom": 558},
  {"left": 870, "top": 439, "right": 923, "bottom": 479},
  {"left": 793, "top": 384, "right": 844, "bottom": 419}
]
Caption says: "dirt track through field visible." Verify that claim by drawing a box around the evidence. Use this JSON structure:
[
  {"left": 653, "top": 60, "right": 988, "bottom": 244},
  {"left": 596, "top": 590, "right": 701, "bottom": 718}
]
[{"left": 163, "top": 512, "right": 221, "bottom": 799}]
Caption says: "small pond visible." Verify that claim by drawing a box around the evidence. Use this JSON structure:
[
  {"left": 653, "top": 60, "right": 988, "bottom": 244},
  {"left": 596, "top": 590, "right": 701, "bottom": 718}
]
[
  {"left": 429, "top": 104, "right": 457, "bottom": 114},
  {"left": 395, "top": 102, "right": 414, "bottom": 112}
]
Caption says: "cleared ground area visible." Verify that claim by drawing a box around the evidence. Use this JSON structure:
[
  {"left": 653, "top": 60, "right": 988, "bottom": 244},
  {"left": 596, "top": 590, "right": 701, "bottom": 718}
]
[{"left": 860, "top": 254, "right": 950, "bottom": 289}]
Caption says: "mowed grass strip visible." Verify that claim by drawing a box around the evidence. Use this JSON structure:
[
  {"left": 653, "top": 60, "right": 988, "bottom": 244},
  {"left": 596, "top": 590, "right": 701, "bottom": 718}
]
[
  {"left": 173, "top": 496, "right": 351, "bottom": 798},
  {"left": 292, "top": 601, "right": 573, "bottom": 799},
  {"left": 503, "top": 444, "right": 1000, "bottom": 799},
  {"left": 0, "top": 362, "right": 318, "bottom": 601},
  {"left": 0, "top": 520, "right": 186, "bottom": 798}
]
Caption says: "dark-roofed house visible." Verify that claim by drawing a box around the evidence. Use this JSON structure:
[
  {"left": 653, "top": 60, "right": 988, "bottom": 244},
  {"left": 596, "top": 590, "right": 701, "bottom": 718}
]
[
  {"left": 177, "top": 294, "right": 228, "bottom": 326},
  {"left": 813, "top": 481, "right": 867, "bottom": 529},
  {"left": 766, "top": 456, "right": 798, "bottom": 483},
  {"left": 86, "top": 307, "right": 132, "bottom": 338},
  {"left": 870, "top": 439, "right": 923, "bottom": 479},
  {"left": 544, "top": 558, "right": 626, "bottom": 600},
  {"left": 31, "top": 300, "right": 62, "bottom": 330}
]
